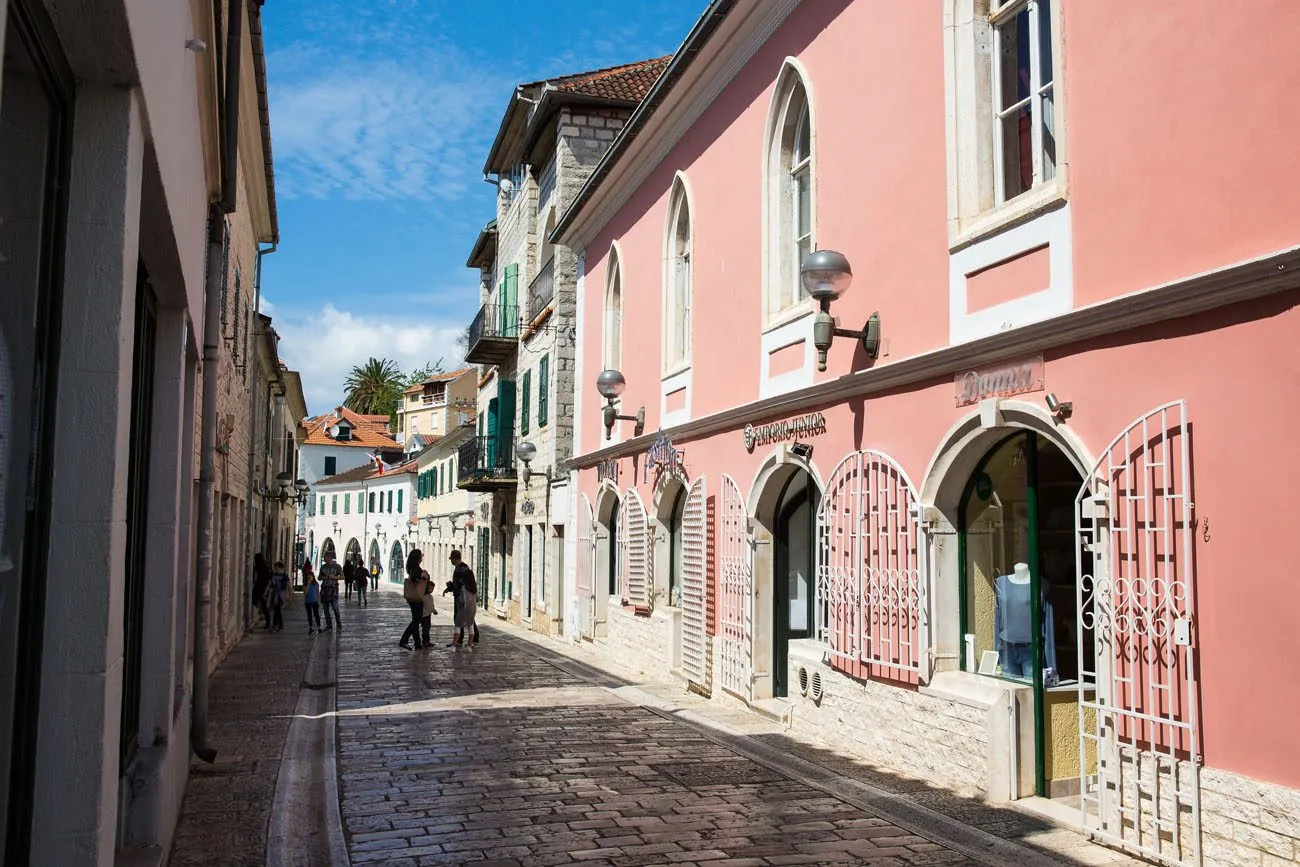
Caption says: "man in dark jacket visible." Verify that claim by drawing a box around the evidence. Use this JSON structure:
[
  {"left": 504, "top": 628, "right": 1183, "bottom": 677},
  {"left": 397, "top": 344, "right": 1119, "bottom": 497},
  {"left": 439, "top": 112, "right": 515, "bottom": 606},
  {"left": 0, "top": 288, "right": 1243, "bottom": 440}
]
[{"left": 342, "top": 557, "right": 355, "bottom": 602}]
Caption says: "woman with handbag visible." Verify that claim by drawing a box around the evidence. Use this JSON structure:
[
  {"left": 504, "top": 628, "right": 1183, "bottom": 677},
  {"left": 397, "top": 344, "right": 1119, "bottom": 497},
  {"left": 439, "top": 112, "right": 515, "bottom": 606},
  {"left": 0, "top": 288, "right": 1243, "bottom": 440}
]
[{"left": 400, "top": 549, "right": 427, "bottom": 650}]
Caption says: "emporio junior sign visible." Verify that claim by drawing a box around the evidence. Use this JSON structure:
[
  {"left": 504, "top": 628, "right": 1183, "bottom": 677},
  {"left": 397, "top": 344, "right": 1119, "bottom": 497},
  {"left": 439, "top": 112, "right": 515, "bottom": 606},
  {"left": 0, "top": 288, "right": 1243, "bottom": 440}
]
[
  {"left": 954, "top": 355, "right": 1045, "bottom": 407},
  {"left": 743, "top": 412, "right": 827, "bottom": 452}
]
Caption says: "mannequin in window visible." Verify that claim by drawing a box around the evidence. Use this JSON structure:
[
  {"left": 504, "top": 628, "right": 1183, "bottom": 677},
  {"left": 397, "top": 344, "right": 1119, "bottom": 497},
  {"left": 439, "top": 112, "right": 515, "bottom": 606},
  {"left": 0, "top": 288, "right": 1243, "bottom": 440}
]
[{"left": 994, "top": 562, "right": 1056, "bottom": 679}]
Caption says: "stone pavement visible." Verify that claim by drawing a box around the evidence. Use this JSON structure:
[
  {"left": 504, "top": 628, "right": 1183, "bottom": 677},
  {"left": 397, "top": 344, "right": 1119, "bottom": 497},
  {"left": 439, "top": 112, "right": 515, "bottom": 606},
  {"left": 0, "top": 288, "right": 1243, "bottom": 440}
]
[
  {"left": 170, "top": 609, "right": 313, "bottom": 866},
  {"left": 331, "top": 592, "right": 1136, "bottom": 867},
  {"left": 169, "top": 588, "right": 1144, "bottom": 866}
]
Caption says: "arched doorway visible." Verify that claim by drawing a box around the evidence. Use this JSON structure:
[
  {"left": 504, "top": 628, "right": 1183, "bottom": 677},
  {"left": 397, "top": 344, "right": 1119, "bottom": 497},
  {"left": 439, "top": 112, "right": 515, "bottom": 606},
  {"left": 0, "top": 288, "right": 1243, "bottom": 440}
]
[
  {"left": 345, "top": 538, "right": 361, "bottom": 570},
  {"left": 321, "top": 538, "right": 336, "bottom": 563},
  {"left": 593, "top": 488, "right": 620, "bottom": 638},
  {"left": 388, "top": 541, "right": 404, "bottom": 583},
  {"left": 369, "top": 539, "right": 380, "bottom": 575},
  {"left": 745, "top": 454, "right": 822, "bottom": 701},
  {"left": 958, "top": 430, "right": 1085, "bottom": 800}
]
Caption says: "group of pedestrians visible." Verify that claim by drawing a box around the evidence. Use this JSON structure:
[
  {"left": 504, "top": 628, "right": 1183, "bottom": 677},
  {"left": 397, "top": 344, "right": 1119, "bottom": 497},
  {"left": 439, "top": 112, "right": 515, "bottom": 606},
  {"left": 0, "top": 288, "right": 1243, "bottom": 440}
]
[
  {"left": 400, "top": 548, "right": 478, "bottom": 650},
  {"left": 251, "top": 547, "right": 479, "bottom": 650}
]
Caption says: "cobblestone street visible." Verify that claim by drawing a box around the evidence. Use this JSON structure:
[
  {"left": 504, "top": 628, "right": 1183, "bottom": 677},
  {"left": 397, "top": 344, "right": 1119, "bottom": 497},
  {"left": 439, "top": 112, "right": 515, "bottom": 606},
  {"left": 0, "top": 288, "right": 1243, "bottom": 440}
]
[{"left": 169, "top": 589, "right": 1143, "bottom": 866}]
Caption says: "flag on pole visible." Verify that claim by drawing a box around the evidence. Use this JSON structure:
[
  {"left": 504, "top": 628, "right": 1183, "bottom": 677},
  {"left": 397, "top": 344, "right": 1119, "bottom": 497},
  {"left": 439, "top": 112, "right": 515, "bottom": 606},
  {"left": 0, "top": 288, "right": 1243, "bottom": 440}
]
[{"left": 372, "top": 452, "right": 387, "bottom": 475}]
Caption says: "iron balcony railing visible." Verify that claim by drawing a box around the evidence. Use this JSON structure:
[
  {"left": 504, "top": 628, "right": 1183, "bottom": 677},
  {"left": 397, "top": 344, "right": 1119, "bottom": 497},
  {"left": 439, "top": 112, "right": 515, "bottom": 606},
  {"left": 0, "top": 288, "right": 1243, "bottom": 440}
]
[
  {"left": 528, "top": 258, "right": 555, "bottom": 321},
  {"left": 457, "top": 435, "right": 517, "bottom": 487},
  {"left": 464, "top": 302, "right": 519, "bottom": 364}
]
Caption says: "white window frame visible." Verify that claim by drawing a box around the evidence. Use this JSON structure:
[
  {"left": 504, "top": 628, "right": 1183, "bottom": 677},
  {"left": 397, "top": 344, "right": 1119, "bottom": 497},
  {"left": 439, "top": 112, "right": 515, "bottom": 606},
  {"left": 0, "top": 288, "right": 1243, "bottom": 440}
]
[
  {"left": 762, "top": 59, "right": 817, "bottom": 327},
  {"left": 662, "top": 173, "right": 693, "bottom": 375},
  {"left": 990, "top": 0, "right": 1056, "bottom": 206},
  {"left": 602, "top": 242, "right": 623, "bottom": 372},
  {"left": 943, "top": 0, "right": 1068, "bottom": 249}
]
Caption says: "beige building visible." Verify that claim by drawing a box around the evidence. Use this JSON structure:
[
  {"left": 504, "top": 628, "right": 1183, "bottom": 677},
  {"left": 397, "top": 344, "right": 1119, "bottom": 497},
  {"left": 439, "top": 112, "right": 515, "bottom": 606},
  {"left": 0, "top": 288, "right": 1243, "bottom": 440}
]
[
  {"left": 413, "top": 423, "right": 480, "bottom": 589},
  {"left": 395, "top": 367, "right": 476, "bottom": 448}
]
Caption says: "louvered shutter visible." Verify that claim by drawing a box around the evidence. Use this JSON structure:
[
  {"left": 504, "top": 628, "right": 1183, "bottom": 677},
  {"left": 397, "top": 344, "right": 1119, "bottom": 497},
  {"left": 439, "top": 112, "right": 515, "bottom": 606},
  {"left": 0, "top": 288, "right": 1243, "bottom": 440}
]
[
  {"left": 538, "top": 355, "right": 549, "bottom": 427},
  {"left": 521, "top": 370, "right": 531, "bottom": 435},
  {"left": 621, "top": 490, "right": 650, "bottom": 610},
  {"left": 681, "top": 477, "right": 709, "bottom": 687}
]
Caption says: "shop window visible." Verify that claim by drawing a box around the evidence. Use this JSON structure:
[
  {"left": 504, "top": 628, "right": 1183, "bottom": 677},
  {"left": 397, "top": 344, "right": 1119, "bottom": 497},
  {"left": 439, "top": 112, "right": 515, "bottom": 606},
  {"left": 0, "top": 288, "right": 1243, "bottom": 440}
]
[{"left": 764, "top": 61, "right": 815, "bottom": 321}]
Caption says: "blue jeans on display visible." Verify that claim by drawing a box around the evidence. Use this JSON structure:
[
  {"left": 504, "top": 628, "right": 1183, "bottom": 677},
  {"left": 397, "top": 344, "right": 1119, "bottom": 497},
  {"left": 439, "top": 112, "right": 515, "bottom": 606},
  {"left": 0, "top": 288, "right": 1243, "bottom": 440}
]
[{"left": 1002, "top": 642, "right": 1034, "bottom": 679}]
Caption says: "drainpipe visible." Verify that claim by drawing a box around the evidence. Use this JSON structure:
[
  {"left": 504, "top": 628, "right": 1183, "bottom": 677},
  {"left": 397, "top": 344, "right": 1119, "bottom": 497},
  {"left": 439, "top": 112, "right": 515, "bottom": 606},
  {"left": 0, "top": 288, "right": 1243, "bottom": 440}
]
[{"left": 193, "top": 0, "right": 245, "bottom": 764}]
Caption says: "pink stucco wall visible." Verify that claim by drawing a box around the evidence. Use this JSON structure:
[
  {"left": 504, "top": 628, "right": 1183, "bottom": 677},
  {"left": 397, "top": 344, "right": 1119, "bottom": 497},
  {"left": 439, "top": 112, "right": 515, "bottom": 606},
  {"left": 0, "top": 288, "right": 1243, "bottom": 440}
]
[{"left": 574, "top": 1, "right": 1300, "bottom": 788}]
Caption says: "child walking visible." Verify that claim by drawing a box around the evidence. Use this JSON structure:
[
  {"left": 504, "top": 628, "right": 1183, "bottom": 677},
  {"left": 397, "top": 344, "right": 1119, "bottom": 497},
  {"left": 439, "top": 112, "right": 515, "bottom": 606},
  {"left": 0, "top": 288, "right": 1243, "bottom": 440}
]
[{"left": 303, "top": 568, "right": 322, "bottom": 634}]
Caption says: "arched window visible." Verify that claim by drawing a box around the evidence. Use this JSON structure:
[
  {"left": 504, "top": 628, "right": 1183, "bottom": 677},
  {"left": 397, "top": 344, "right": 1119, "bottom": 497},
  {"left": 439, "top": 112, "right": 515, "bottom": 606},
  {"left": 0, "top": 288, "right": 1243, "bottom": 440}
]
[
  {"left": 764, "top": 61, "right": 815, "bottom": 319},
  {"left": 664, "top": 177, "right": 692, "bottom": 371},
  {"left": 603, "top": 244, "right": 623, "bottom": 370}
]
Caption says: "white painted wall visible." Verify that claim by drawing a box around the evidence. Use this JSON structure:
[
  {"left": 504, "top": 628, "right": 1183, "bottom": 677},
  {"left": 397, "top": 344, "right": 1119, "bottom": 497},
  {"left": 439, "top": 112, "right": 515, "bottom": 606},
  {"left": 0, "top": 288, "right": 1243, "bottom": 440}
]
[{"left": 305, "top": 472, "right": 416, "bottom": 577}]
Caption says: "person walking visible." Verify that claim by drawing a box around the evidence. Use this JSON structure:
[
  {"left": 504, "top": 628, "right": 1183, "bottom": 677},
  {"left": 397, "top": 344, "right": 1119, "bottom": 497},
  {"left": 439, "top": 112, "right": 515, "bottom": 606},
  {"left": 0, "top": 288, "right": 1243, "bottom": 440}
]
[
  {"left": 342, "top": 557, "right": 354, "bottom": 603},
  {"left": 355, "top": 559, "right": 368, "bottom": 608},
  {"left": 319, "top": 551, "right": 343, "bottom": 631},
  {"left": 400, "top": 550, "right": 427, "bottom": 650},
  {"left": 252, "top": 553, "right": 272, "bottom": 630},
  {"left": 303, "top": 568, "right": 322, "bottom": 634},
  {"left": 372, "top": 560, "right": 382, "bottom": 591},
  {"left": 270, "top": 561, "right": 290, "bottom": 632},
  {"left": 449, "top": 550, "right": 478, "bottom": 647}
]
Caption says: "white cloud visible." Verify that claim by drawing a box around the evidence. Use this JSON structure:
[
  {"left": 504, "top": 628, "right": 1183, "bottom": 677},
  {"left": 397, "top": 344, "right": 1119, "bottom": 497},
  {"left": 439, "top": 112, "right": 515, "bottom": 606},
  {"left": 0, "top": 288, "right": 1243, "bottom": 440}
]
[
  {"left": 270, "top": 301, "right": 466, "bottom": 413},
  {"left": 266, "top": 5, "right": 507, "bottom": 203}
]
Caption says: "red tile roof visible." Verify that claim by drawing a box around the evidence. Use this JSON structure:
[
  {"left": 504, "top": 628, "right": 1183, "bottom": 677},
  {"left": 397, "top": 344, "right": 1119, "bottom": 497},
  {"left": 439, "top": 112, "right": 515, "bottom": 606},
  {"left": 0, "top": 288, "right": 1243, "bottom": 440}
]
[
  {"left": 547, "top": 56, "right": 670, "bottom": 102},
  {"left": 301, "top": 406, "right": 398, "bottom": 448},
  {"left": 401, "top": 366, "right": 475, "bottom": 395},
  {"left": 315, "top": 458, "right": 418, "bottom": 488}
]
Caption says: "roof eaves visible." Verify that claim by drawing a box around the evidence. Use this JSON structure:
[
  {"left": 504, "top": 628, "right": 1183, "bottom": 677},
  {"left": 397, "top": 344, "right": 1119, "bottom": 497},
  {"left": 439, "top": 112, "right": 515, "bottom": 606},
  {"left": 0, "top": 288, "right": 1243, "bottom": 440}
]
[{"left": 552, "top": 0, "right": 738, "bottom": 245}]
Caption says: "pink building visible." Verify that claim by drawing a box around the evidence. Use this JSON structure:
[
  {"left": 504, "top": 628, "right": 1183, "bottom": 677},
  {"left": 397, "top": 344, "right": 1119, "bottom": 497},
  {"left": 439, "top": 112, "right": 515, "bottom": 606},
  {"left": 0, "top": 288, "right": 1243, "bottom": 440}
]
[{"left": 555, "top": 2, "right": 1300, "bottom": 865}]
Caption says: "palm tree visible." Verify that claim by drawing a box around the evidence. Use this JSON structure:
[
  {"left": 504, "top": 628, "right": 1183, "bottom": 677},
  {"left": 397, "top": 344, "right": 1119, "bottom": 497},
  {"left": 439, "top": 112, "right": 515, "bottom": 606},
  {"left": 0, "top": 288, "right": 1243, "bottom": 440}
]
[{"left": 343, "top": 357, "right": 402, "bottom": 416}]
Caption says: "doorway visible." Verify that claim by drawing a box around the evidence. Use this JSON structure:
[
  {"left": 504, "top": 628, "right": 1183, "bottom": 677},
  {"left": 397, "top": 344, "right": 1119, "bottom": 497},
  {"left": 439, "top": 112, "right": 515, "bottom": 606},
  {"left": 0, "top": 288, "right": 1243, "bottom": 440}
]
[
  {"left": 959, "top": 430, "right": 1087, "bottom": 799},
  {"left": 772, "top": 469, "right": 818, "bottom": 698}
]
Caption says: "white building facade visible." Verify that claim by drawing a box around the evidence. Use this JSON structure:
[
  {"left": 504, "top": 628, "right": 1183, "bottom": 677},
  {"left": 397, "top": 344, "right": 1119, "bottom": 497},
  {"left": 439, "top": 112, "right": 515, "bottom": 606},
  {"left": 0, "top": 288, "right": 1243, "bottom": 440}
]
[{"left": 306, "top": 463, "right": 416, "bottom": 587}]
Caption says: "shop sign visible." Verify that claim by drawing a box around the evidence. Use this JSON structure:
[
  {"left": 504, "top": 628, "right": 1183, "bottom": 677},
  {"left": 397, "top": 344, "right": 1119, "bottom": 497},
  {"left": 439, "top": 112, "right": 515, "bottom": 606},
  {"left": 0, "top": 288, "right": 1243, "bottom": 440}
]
[
  {"left": 596, "top": 458, "right": 619, "bottom": 484},
  {"left": 643, "top": 431, "right": 684, "bottom": 483},
  {"left": 743, "top": 412, "right": 827, "bottom": 452},
  {"left": 954, "top": 355, "right": 1045, "bottom": 407}
]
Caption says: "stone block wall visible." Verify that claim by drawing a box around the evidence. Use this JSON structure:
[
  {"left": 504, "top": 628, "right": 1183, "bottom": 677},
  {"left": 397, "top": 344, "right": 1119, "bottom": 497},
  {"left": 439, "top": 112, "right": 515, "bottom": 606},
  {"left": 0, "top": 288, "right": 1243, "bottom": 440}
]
[
  {"left": 598, "top": 607, "right": 673, "bottom": 680},
  {"left": 1201, "top": 767, "right": 1300, "bottom": 865}
]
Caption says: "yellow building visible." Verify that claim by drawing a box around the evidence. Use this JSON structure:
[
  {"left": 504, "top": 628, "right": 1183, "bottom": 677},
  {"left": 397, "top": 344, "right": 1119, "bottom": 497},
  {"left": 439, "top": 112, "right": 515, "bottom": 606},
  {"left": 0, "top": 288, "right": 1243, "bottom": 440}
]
[{"left": 395, "top": 367, "right": 477, "bottom": 447}]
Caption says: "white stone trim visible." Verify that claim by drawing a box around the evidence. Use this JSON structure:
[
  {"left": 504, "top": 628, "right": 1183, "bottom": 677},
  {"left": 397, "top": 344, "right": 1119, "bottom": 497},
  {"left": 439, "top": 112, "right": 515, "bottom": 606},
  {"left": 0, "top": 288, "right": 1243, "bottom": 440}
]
[
  {"left": 569, "top": 242, "right": 1300, "bottom": 468},
  {"left": 557, "top": 0, "right": 801, "bottom": 251},
  {"left": 948, "top": 203, "right": 1073, "bottom": 345},
  {"left": 762, "top": 57, "right": 818, "bottom": 325},
  {"left": 660, "top": 366, "right": 692, "bottom": 429},
  {"left": 759, "top": 308, "right": 816, "bottom": 399},
  {"left": 662, "top": 172, "right": 694, "bottom": 374}
]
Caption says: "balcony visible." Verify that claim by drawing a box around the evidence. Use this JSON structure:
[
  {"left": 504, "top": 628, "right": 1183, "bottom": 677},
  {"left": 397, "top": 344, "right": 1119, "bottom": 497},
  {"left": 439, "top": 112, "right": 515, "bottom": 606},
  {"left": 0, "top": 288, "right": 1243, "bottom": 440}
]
[
  {"left": 527, "top": 258, "right": 555, "bottom": 321},
  {"left": 464, "top": 302, "right": 519, "bottom": 365},
  {"left": 457, "top": 435, "right": 517, "bottom": 491}
]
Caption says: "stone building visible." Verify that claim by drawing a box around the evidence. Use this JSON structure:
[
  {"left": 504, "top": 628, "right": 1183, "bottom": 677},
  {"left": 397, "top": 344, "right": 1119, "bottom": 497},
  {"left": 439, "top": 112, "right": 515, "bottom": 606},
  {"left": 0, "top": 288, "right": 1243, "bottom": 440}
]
[
  {"left": 462, "top": 58, "right": 668, "bottom": 635},
  {"left": 412, "top": 423, "right": 480, "bottom": 591},
  {"left": 0, "top": 0, "right": 286, "bottom": 863},
  {"left": 395, "top": 366, "right": 476, "bottom": 448}
]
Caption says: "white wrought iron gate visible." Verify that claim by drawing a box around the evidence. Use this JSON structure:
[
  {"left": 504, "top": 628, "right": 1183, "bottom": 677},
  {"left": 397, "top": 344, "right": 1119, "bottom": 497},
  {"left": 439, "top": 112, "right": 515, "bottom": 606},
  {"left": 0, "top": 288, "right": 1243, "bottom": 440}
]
[
  {"left": 621, "top": 490, "right": 650, "bottom": 610},
  {"left": 719, "top": 474, "right": 752, "bottom": 700},
  {"left": 576, "top": 494, "right": 595, "bottom": 640},
  {"left": 1076, "top": 401, "right": 1200, "bottom": 866},
  {"left": 680, "top": 477, "right": 709, "bottom": 690},
  {"left": 816, "top": 450, "right": 927, "bottom": 682}
]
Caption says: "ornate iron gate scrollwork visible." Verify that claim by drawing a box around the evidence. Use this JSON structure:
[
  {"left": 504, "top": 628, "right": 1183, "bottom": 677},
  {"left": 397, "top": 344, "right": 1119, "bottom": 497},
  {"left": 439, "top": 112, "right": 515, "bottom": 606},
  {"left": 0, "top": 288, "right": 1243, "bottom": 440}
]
[
  {"left": 816, "top": 450, "right": 926, "bottom": 682},
  {"left": 719, "top": 474, "right": 752, "bottom": 699},
  {"left": 1076, "top": 401, "right": 1200, "bottom": 866}
]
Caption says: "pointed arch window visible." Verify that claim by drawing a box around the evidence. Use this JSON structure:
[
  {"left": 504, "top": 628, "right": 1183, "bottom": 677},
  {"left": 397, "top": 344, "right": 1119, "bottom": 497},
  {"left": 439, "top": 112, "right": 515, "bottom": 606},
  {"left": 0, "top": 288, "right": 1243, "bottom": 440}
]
[
  {"left": 603, "top": 245, "right": 623, "bottom": 371},
  {"left": 764, "top": 63, "right": 815, "bottom": 320},
  {"left": 664, "top": 178, "right": 693, "bottom": 371}
]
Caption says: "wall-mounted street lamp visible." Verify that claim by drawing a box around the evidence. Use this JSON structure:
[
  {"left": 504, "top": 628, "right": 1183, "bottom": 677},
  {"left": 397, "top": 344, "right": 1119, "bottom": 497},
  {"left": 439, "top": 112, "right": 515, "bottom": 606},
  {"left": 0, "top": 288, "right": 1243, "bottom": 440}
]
[
  {"left": 332, "top": 521, "right": 341, "bottom": 536},
  {"left": 423, "top": 515, "right": 437, "bottom": 534},
  {"left": 515, "top": 441, "right": 554, "bottom": 487},
  {"left": 257, "top": 471, "right": 310, "bottom": 507},
  {"left": 596, "top": 369, "right": 645, "bottom": 441},
  {"left": 804, "top": 249, "right": 880, "bottom": 372}
]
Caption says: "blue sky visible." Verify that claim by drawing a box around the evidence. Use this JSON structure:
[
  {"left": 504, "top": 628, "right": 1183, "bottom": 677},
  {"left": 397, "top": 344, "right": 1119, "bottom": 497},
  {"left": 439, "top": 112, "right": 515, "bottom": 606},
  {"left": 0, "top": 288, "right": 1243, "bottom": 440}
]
[{"left": 259, "top": 0, "right": 695, "bottom": 412}]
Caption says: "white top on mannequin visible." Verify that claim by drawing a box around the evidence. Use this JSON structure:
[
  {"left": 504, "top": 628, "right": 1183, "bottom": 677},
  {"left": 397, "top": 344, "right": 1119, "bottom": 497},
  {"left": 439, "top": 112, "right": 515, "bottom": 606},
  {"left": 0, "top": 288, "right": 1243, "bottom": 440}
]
[{"left": 1008, "top": 562, "right": 1031, "bottom": 584}]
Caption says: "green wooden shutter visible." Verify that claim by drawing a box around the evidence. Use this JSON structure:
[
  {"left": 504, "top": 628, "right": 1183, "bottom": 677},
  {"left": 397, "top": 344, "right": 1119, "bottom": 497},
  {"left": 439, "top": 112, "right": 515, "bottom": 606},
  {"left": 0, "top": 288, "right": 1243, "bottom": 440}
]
[
  {"left": 486, "top": 397, "right": 500, "bottom": 467},
  {"left": 500, "top": 263, "right": 519, "bottom": 338},
  {"left": 498, "top": 379, "right": 516, "bottom": 445},
  {"left": 397, "top": 490, "right": 403, "bottom": 513},
  {"left": 538, "top": 355, "right": 549, "bottom": 428},
  {"left": 521, "top": 370, "right": 531, "bottom": 435}
]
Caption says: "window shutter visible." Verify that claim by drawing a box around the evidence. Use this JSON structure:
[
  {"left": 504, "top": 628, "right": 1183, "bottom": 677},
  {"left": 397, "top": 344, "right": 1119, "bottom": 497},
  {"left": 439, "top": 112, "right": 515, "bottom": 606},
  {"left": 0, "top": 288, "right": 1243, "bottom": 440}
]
[
  {"left": 521, "top": 371, "right": 531, "bottom": 435},
  {"left": 538, "top": 355, "right": 549, "bottom": 427},
  {"left": 622, "top": 490, "right": 650, "bottom": 610},
  {"left": 397, "top": 490, "right": 403, "bottom": 513}
]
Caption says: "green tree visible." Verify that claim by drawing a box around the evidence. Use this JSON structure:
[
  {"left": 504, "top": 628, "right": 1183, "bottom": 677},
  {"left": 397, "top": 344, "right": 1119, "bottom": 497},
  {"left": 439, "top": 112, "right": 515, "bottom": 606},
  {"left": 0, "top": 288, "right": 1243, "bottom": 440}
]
[
  {"left": 402, "top": 358, "right": 446, "bottom": 389},
  {"left": 343, "top": 357, "right": 403, "bottom": 418}
]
